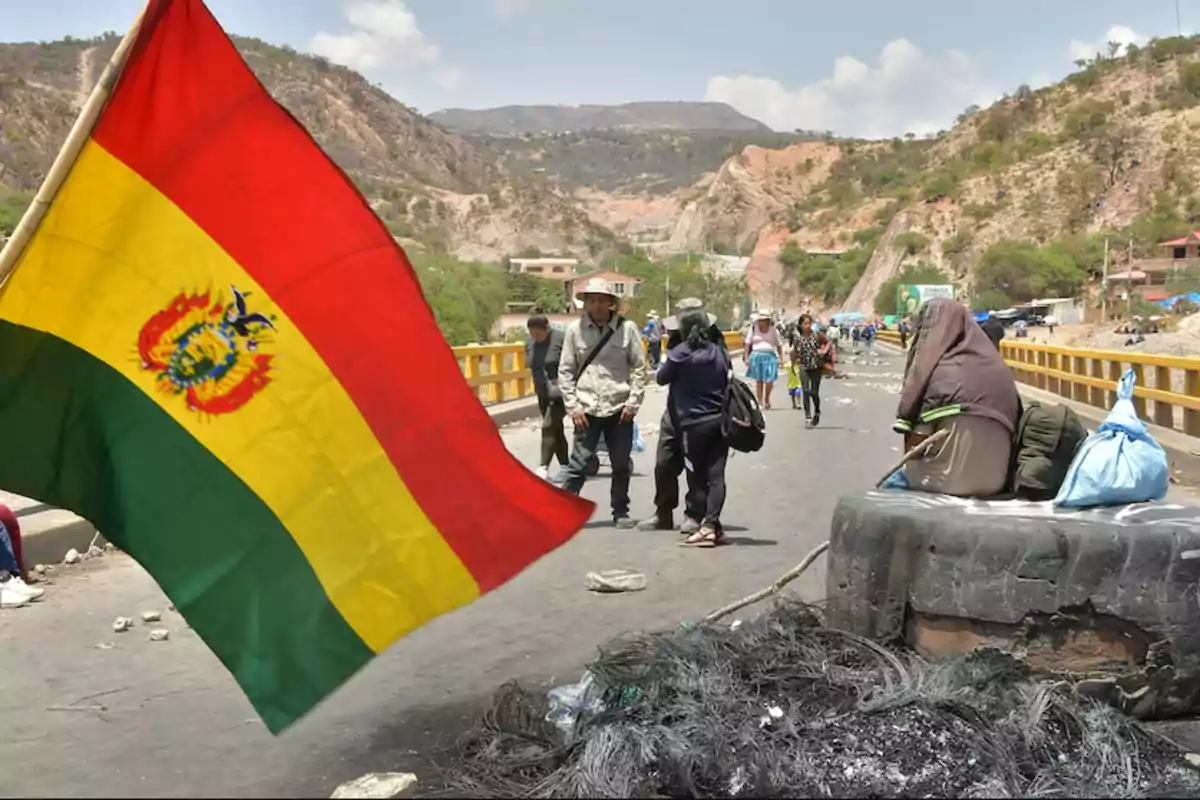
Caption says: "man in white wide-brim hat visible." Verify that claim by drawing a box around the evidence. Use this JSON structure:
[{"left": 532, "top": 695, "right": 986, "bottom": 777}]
[{"left": 556, "top": 277, "right": 647, "bottom": 529}]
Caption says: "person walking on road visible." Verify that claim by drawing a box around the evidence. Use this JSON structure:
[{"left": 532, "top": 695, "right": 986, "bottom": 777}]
[
  {"left": 656, "top": 307, "right": 732, "bottom": 547},
  {"left": 744, "top": 311, "right": 783, "bottom": 410},
  {"left": 793, "top": 313, "right": 831, "bottom": 428},
  {"left": 642, "top": 311, "right": 665, "bottom": 367},
  {"left": 638, "top": 298, "right": 726, "bottom": 535},
  {"left": 826, "top": 318, "right": 841, "bottom": 352},
  {"left": 557, "top": 278, "right": 648, "bottom": 528},
  {"left": 524, "top": 314, "right": 569, "bottom": 480}
]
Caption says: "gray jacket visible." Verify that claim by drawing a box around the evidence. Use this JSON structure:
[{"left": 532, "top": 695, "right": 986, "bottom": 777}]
[{"left": 558, "top": 315, "right": 648, "bottom": 417}]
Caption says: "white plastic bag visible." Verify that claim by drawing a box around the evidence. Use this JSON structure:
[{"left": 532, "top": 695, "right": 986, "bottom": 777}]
[
  {"left": 1053, "top": 369, "right": 1168, "bottom": 508},
  {"left": 545, "top": 671, "right": 606, "bottom": 736}
]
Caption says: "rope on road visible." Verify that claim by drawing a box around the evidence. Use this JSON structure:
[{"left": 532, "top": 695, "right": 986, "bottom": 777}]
[{"left": 702, "top": 428, "right": 950, "bottom": 625}]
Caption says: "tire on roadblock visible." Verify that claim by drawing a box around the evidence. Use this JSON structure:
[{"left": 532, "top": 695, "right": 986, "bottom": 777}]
[{"left": 825, "top": 489, "right": 1200, "bottom": 720}]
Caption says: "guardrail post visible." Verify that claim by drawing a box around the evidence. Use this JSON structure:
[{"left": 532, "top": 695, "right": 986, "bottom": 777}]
[
  {"left": 1089, "top": 358, "right": 1105, "bottom": 407},
  {"left": 1072, "top": 355, "right": 1088, "bottom": 402},
  {"left": 1106, "top": 360, "right": 1121, "bottom": 408},
  {"left": 1036, "top": 350, "right": 1047, "bottom": 391},
  {"left": 512, "top": 348, "right": 528, "bottom": 399},
  {"left": 488, "top": 351, "right": 504, "bottom": 403},
  {"left": 1132, "top": 363, "right": 1148, "bottom": 421},
  {"left": 463, "top": 353, "right": 481, "bottom": 402},
  {"left": 1186, "top": 369, "right": 1200, "bottom": 437},
  {"left": 1154, "top": 365, "right": 1174, "bottom": 429},
  {"left": 1051, "top": 351, "right": 1065, "bottom": 398}
]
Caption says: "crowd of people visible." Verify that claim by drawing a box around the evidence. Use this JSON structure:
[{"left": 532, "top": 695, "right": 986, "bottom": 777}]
[
  {"left": 523, "top": 286, "right": 936, "bottom": 544},
  {"left": 524, "top": 288, "right": 1034, "bottom": 546}
]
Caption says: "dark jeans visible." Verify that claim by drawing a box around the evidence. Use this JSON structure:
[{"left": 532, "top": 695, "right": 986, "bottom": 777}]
[
  {"left": 647, "top": 339, "right": 662, "bottom": 367},
  {"left": 537, "top": 395, "right": 569, "bottom": 469},
  {"left": 562, "top": 413, "right": 634, "bottom": 517},
  {"left": 801, "top": 368, "right": 823, "bottom": 418},
  {"left": 681, "top": 416, "right": 729, "bottom": 529},
  {"left": 653, "top": 409, "right": 686, "bottom": 517}
]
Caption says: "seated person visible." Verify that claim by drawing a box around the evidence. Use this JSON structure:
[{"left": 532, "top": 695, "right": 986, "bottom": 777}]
[{"left": 893, "top": 298, "right": 1021, "bottom": 498}]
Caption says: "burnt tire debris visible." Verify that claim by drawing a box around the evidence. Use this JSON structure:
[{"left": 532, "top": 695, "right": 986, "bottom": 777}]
[{"left": 437, "top": 601, "right": 1200, "bottom": 798}]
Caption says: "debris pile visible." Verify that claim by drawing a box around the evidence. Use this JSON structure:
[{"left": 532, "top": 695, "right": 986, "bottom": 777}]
[{"left": 441, "top": 602, "right": 1200, "bottom": 798}]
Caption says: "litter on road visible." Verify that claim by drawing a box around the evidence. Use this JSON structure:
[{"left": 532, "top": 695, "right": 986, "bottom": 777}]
[{"left": 585, "top": 569, "right": 647, "bottom": 593}]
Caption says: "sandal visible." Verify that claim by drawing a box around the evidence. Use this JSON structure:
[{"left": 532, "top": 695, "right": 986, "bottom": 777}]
[{"left": 683, "top": 526, "right": 724, "bottom": 548}]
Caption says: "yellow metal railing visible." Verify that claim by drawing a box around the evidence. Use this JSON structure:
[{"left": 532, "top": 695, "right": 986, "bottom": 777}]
[
  {"left": 875, "top": 329, "right": 1200, "bottom": 437},
  {"left": 454, "top": 331, "right": 745, "bottom": 405}
]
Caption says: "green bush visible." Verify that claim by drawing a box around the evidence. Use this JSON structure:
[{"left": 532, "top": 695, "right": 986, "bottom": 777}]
[
  {"left": 852, "top": 226, "right": 884, "bottom": 247},
  {"left": 892, "top": 231, "right": 931, "bottom": 257},
  {"left": 874, "top": 262, "right": 947, "bottom": 316},
  {"left": 972, "top": 240, "right": 1086, "bottom": 304}
]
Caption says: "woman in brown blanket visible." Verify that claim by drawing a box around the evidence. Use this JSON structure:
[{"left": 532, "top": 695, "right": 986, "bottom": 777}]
[{"left": 893, "top": 298, "right": 1021, "bottom": 497}]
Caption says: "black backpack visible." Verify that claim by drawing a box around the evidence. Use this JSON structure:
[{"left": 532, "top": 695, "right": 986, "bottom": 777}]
[
  {"left": 1009, "top": 400, "right": 1087, "bottom": 500},
  {"left": 722, "top": 373, "right": 766, "bottom": 453}
]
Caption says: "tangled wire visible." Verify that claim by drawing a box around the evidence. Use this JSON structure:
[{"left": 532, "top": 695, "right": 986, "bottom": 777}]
[{"left": 437, "top": 601, "right": 1200, "bottom": 798}]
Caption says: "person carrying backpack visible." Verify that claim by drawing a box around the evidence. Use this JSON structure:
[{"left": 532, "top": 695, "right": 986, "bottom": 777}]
[
  {"left": 637, "top": 298, "right": 726, "bottom": 535},
  {"left": 656, "top": 307, "right": 732, "bottom": 547},
  {"left": 557, "top": 279, "right": 648, "bottom": 529}
]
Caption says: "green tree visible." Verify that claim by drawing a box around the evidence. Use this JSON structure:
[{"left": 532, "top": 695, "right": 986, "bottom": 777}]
[
  {"left": 0, "top": 192, "right": 32, "bottom": 237},
  {"left": 971, "top": 288, "right": 1013, "bottom": 313},
  {"left": 1166, "top": 266, "right": 1200, "bottom": 295},
  {"left": 892, "top": 231, "right": 931, "bottom": 257},
  {"left": 874, "top": 262, "right": 947, "bottom": 316},
  {"left": 413, "top": 254, "right": 508, "bottom": 345},
  {"left": 777, "top": 241, "right": 808, "bottom": 270},
  {"left": 973, "top": 240, "right": 1086, "bottom": 304}
]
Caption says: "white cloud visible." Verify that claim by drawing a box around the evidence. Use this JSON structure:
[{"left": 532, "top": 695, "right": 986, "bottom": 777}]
[
  {"left": 1067, "top": 25, "right": 1149, "bottom": 64},
  {"left": 491, "top": 0, "right": 535, "bottom": 19},
  {"left": 432, "top": 66, "right": 464, "bottom": 91},
  {"left": 311, "top": 0, "right": 445, "bottom": 76},
  {"left": 704, "top": 39, "right": 998, "bottom": 138}
]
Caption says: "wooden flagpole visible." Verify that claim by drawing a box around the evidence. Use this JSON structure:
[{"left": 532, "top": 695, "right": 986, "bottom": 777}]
[{"left": 0, "top": 3, "right": 149, "bottom": 288}]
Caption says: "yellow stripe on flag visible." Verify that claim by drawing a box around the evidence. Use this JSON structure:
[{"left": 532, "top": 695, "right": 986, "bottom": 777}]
[{"left": 0, "top": 140, "right": 480, "bottom": 650}]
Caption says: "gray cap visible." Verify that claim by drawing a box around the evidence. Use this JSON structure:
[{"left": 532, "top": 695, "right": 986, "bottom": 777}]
[{"left": 663, "top": 297, "right": 718, "bottom": 331}]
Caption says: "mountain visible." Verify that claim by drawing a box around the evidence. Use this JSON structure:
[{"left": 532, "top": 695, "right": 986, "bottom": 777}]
[
  {"left": 0, "top": 34, "right": 613, "bottom": 260},
  {"left": 664, "top": 35, "right": 1200, "bottom": 314},
  {"left": 429, "top": 102, "right": 773, "bottom": 134}
]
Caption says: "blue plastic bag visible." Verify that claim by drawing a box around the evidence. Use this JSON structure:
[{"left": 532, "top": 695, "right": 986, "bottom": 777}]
[
  {"left": 632, "top": 421, "right": 646, "bottom": 454},
  {"left": 1053, "top": 369, "right": 1168, "bottom": 508}
]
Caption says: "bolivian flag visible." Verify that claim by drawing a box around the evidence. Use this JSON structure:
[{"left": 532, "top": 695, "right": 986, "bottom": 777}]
[{"left": 0, "top": 0, "right": 591, "bottom": 732}]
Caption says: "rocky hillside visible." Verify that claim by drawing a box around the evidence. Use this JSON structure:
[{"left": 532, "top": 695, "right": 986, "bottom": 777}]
[
  {"left": 465, "top": 129, "right": 806, "bottom": 194},
  {"left": 0, "top": 34, "right": 613, "bottom": 260},
  {"left": 430, "top": 101, "right": 772, "bottom": 134},
  {"left": 672, "top": 35, "right": 1200, "bottom": 314}
]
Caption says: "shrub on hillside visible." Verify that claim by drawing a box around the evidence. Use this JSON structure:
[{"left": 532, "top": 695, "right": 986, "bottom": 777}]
[
  {"left": 973, "top": 240, "right": 1086, "bottom": 304},
  {"left": 892, "top": 231, "right": 931, "bottom": 257},
  {"left": 874, "top": 262, "right": 947, "bottom": 316}
]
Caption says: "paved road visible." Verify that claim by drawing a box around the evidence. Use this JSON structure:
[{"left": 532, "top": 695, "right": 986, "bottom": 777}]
[
  {"left": 2, "top": 349, "right": 1196, "bottom": 797},
  {"left": 0, "top": 351, "right": 906, "bottom": 798}
]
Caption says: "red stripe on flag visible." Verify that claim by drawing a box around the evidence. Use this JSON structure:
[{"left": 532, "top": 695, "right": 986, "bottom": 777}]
[{"left": 91, "top": 0, "right": 592, "bottom": 590}]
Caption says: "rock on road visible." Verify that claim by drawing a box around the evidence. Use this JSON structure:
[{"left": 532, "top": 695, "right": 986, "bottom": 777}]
[{"left": 0, "top": 352, "right": 936, "bottom": 797}]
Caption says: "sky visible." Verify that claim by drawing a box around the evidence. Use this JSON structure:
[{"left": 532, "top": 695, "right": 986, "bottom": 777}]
[{"left": 2, "top": 0, "right": 1197, "bottom": 138}]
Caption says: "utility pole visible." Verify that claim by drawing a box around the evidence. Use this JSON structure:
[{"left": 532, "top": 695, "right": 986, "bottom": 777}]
[
  {"left": 1101, "top": 236, "right": 1109, "bottom": 324},
  {"left": 1127, "top": 238, "right": 1135, "bottom": 320}
]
